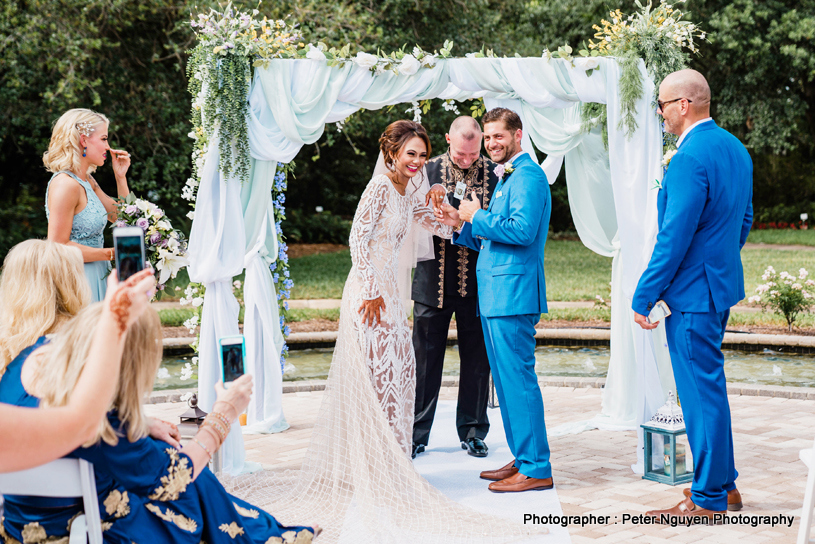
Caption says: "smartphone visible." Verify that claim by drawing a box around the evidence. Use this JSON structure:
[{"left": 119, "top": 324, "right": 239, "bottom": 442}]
[
  {"left": 218, "top": 335, "right": 246, "bottom": 387},
  {"left": 113, "top": 226, "right": 146, "bottom": 281},
  {"left": 647, "top": 300, "right": 672, "bottom": 324}
]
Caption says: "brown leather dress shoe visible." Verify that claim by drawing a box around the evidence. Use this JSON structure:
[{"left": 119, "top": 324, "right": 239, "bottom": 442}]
[
  {"left": 683, "top": 487, "right": 743, "bottom": 511},
  {"left": 488, "top": 472, "right": 554, "bottom": 493},
  {"left": 479, "top": 459, "right": 518, "bottom": 481},
  {"left": 646, "top": 496, "right": 726, "bottom": 524}
]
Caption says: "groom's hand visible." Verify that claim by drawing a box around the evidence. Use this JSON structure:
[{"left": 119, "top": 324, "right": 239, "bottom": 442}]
[
  {"left": 435, "top": 202, "right": 460, "bottom": 227},
  {"left": 459, "top": 191, "right": 480, "bottom": 223},
  {"left": 425, "top": 184, "right": 446, "bottom": 209},
  {"left": 634, "top": 312, "right": 658, "bottom": 330}
]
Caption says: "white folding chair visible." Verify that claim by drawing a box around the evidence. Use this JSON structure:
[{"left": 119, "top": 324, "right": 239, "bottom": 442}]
[
  {"left": 799, "top": 436, "right": 815, "bottom": 544},
  {"left": 0, "top": 458, "right": 103, "bottom": 544}
]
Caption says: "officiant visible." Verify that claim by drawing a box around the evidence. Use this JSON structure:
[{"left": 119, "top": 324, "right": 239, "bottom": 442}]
[{"left": 411, "top": 116, "right": 500, "bottom": 459}]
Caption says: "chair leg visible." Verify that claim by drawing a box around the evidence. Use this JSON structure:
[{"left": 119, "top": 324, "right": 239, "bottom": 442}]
[{"left": 799, "top": 450, "right": 815, "bottom": 544}]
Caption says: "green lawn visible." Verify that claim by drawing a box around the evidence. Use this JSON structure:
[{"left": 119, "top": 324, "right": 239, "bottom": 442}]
[
  {"left": 288, "top": 240, "right": 815, "bottom": 304},
  {"left": 746, "top": 229, "right": 815, "bottom": 247}
]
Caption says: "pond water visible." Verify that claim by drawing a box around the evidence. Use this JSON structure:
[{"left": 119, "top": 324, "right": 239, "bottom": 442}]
[{"left": 156, "top": 345, "right": 815, "bottom": 391}]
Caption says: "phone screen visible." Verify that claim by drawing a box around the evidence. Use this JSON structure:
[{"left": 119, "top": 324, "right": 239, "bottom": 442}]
[
  {"left": 221, "top": 344, "right": 244, "bottom": 383},
  {"left": 115, "top": 235, "right": 145, "bottom": 281}
]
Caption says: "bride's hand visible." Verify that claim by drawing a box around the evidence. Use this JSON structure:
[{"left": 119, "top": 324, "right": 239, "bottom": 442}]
[
  {"left": 425, "top": 184, "right": 446, "bottom": 210},
  {"left": 358, "top": 296, "right": 386, "bottom": 327},
  {"left": 435, "top": 202, "right": 461, "bottom": 227}
]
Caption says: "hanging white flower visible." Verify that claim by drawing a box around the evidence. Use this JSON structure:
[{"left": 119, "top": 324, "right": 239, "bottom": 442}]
[
  {"left": 575, "top": 57, "right": 600, "bottom": 71},
  {"left": 399, "top": 54, "right": 421, "bottom": 76},
  {"left": 306, "top": 44, "right": 326, "bottom": 61},
  {"left": 662, "top": 148, "right": 678, "bottom": 167},
  {"left": 354, "top": 51, "right": 378, "bottom": 69}
]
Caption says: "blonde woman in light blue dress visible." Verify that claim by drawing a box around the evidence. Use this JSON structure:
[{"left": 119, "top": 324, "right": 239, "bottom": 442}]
[{"left": 44, "top": 108, "right": 132, "bottom": 302}]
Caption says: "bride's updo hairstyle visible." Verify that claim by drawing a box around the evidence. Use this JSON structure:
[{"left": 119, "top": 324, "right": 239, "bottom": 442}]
[
  {"left": 379, "top": 120, "right": 432, "bottom": 171},
  {"left": 43, "top": 108, "right": 109, "bottom": 176}
]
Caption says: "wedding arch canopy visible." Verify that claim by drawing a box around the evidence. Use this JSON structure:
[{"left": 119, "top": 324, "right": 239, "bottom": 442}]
[{"left": 187, "top": 56, "right": 676, "bottom": 474}]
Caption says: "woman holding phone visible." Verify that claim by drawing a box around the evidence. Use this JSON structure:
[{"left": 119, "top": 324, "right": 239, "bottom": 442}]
[{"left": 44, "top": 108, "right": 133, "bottom": 302}]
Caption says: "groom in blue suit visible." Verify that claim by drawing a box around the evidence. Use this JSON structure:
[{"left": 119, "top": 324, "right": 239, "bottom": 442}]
[
  {"left": 633, "top": 69, "right": 753, "bottom": 521},
  {"left": 437, "top": 108, "right": 553, "bottom": 493}
]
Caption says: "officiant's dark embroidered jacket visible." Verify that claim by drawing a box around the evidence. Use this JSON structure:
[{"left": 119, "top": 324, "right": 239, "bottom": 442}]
[{"left": 411, "top": 152, "right": 500, "bottom": 307}]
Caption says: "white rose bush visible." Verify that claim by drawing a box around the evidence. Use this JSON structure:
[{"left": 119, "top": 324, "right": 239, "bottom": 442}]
[
  {"left": 747, "top": 266, "right": 815, "bottom": 331},
  {"left": 113, "top": 193, "right": 189, "bottom": 297}
]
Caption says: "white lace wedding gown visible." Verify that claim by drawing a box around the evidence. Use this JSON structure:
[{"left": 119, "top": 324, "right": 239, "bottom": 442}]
[{"left": 227, "top": 175, "right": 541, "bottom": 543}]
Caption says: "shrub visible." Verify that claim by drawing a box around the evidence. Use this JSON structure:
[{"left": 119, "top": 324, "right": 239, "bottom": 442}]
[
  {"left": 747, "top": 266, "right": 815, "bottom": 331},
  {"left": 282, "top": 209, "right": 352, "bottom": 245}
]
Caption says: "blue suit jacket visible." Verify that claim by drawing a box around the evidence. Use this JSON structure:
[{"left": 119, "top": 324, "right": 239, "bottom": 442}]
[
  {"left": 453, "top": 152, "right": 551, "bottom": 317},
  {"left": 632, "top": 121, "right": 753, "bottom": 315}
]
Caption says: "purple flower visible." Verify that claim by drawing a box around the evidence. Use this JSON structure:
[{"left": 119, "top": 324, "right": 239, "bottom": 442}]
[
  {"left": 125, "top": 205, "right": 139, "bottom": 215},
  {"left": 157, "top": 283, "right": 165, "bottom": 291},
  {"left": 150, "top": 232, "right": 162, "bottom": 245},
  {"left": 136, "top": 218, "right": 149, "bottom": 230},
  {"left": 114, "top": 220, "right": 126, "bottom": 228}
]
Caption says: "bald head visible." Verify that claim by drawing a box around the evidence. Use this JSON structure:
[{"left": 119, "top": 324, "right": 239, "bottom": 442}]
[
  {"left": 449, "top": 116, "right": 482, "bottom": 142},
  {"left": 658, "top": 69, "right": 712, "bottom": 136},
  {"left": 661, "top": 69, "right": 711, "bottom": 111},
  {"left": 446, "top": 116, "right": 482, "bottom": 169}
]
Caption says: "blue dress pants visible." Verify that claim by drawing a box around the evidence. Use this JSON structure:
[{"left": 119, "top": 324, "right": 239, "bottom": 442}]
[
  {"left": 664, "top": 306, "right": 738, "bottom": 511},
  {"left": 480, "top": 313, "right": 552, "bottom": 479}
]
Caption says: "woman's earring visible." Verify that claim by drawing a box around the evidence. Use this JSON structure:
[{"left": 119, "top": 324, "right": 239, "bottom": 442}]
[{"left": 82, "top": 147, "right": 87, "bottom": 158}]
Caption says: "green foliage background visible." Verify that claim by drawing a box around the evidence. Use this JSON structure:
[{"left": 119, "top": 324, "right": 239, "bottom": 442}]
[{"left": 1, "top": 0, "right": 814, "bottom": 259}]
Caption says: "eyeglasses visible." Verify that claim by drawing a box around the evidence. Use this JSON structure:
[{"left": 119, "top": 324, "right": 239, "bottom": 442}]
[{"left": 657, "top": 97, "right": 692, "bottom": 111}]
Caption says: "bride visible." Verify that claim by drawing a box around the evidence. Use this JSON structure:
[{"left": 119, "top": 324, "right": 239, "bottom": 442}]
[{"left": 229, "top": 120, "right": 538, "bottom": 543}]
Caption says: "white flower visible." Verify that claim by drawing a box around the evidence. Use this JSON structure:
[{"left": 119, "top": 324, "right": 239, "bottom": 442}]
[
  {"left": 183, "top": 314, "right": 200, "bottom": 334},
  {"left": 233, "top": 280, "right": 242, "bottom": 289},
  {"left": 191, "top": 296, "right": 204, "bottom": 307},
  {"left": 748, "top": 295, "right": 761, "bottom": 304},
  {"left": 192, "top": 356, "right": 199, "bottom": 366},
  {"left": 156, "top": 220, "right": 172, "bottom": 231},
  {"left": 166, "top": 237, "right": 180, "bottom": 252},
  {"left": 576, "top": 57, "right": 600, "bottom": 71},
  {"left": 793, "top": 283, "right": 803, "bottom": 290},
  {"left": 421, "top": 55, "right": 437, "bottom": 68},
  {"left": 156, "top": 368, "right": 170, "bottom": 379},
  {"left": 398, "top": 54, "right": 421, "bottom": 76},
  {"left": 662, "top": 149, "right": 678, "bottom": 167},
  {"left": 180, "top": 363, "right": 194, "bottom": 381},
  {"left": 155, "top": 248, "right": 190, "bottom": 284},
  {"left": 306, "top": 44, "right": 326, "bottom": 61},
  {"left": 800, "top": 268, "right": 809, "bottom": 279},
  {"left": 354, "top": 51, "right": 378, "bottom": 69},
  {"left": 188, "top": 131, "right": 198, "bottom": 140},
  {"left": 187, "top": 211, "right": 195, "bottom": 220},
  {"left": 136, "top": 199, "right": 151, "bottom": 213},
  {"left": 780, "top": 271, "right": 792, "bottom": 280}
]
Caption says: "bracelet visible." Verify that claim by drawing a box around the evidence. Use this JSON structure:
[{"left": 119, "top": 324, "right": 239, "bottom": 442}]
[
  {"left": 198, "top": 424, "right": 223, "bottom": 449},
  {"left": 202, "top": 419, "right": 228, "bottom": 443},
  {"left": 214, "top": 401, "right": 240, "bottom": 421},
  {"left": 191, "top": 437, "right": 212, "bottom": 459},
  {"left": 455, "top": 218, "right": 465, "bottom": 231},
  {"left": 209, "top": 411, "right": 232, "bottom": 428}
]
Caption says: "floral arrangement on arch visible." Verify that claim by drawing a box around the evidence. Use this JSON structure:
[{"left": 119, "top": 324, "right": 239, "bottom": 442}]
[
  {"left": 747, "top": 266, "right": 815, "bottom": 331},
  {"left": 113, "top": 195, "right": 189, "bottom": 296}
]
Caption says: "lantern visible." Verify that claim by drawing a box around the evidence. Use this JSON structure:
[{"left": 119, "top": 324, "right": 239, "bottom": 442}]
[{"left": 641, "top": 392, "right": 694, "bottom": 486}]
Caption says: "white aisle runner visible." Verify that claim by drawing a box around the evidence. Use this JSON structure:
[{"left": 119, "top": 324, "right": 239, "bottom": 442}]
[{"left": 412, "top": 402, "right": 571, "bottom": 543}]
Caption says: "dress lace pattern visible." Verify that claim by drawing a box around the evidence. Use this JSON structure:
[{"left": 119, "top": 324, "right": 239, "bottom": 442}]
[
  {"left": 223, "top": 175, "right": 542, "bottom": 543},
  {"left": 45, "top": 171, "right": 107, "bottom": 249}
]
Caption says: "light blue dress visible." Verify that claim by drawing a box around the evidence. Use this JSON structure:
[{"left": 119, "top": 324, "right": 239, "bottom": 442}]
[{"left": 46, "top": 171, "right": 110, "bottom": 302}]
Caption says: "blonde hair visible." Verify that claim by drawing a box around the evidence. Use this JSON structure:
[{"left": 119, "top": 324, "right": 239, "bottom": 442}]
[
  {"left": 36, "top": 303, "right": 163, "bottom": 446},
  {"left": 0, "top": 240, "right": 90, "bottom": 374},
  {"left": 43, "top": 108, "right": 110, "bottom": 175}
]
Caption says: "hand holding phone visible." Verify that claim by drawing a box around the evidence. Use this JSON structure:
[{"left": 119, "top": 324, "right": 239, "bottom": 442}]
[
  {"left": 218, "top": 335, "right": 246, "bottom": 387},
  {"left": 647, "top": 300, "right": 672, "bottom": 325},
  {"left": 113, "top": 226, "right": 146, "bottom": 281}
]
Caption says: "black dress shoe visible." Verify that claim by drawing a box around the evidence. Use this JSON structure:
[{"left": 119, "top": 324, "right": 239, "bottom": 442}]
[
  {"left": 411, "top": 443, "right": 425, "bottom": 459},
  {"left": 461, "top": 437, "right": 488, "bottom": 457}
]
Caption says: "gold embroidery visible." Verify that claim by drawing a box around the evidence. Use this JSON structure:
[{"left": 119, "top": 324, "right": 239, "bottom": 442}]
[
  {"left": 437, "top": 237, "right": 446, "bottom": 307},
  {"left": 104, "top": 490, "right": 131, "bottom": 518},
  {"left": 232, "top": 503, "right": 259, "bottom": 519},
  {"left": 21, "top": 523, "right": 46, "bottom": 544},
  {"left": 0, "top": 516, "right": 21, "bottom": 544},
  {"left": 458, "top": 246, "right": 469, "bottom": 297},
  {"left": 145, "top": 503, "right": 198, "bottom": 533},
  {"left": 218, "top": 522, "right": 245, "bottom": 538},
  {"left": 101, "top": 522, "right": 112, "bottom": 532},
  {"left": 148, "top": 449, "right": 193, "bottom": 501},
  {"left": 292, "top": 530, "right": 314, "bottom": 544},
  {"left": 264, "top": 538, "right": 283, "bottom": 544}
]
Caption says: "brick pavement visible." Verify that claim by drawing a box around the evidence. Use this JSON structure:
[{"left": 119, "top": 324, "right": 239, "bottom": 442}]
[{"left": 145, "top": 386, "right": 815, "bottom": 543}]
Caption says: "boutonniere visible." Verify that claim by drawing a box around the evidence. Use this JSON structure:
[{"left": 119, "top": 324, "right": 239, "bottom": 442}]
[
  {"left": 662, "top": 148, "right": 677, "bottom": 169},
  {"left": 494, "top": 162, "right": 515, "bottom": 180}
]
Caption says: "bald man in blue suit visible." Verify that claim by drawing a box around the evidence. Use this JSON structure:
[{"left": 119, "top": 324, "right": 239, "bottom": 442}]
[
  {"left": 437, "top": 108, "right": 553, "bottom": 493},
  {"left": 633, "top": 69, "right": 753, "bottom": 522}
]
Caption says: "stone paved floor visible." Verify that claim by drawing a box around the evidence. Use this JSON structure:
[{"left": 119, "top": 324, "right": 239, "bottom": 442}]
[{"left": 145, "top": 387, "right": 815, "bottom": 543}]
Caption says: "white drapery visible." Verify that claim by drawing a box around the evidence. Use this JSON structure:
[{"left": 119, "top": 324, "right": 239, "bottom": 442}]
[{"left": 189, "top": 56, "right": 676, "bottom": 473}]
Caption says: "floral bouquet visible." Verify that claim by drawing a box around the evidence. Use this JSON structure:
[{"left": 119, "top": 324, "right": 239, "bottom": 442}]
[{"left": 113, "top": 194, "right": 189, "bottom": 295}]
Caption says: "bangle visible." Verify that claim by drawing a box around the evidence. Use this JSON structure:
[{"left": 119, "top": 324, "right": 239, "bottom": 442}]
[
  {"left": 202, "top": 420, "right": 226, "bottom": 443},
  {"left": 210, "top": 408, "right": 234, "bottom": 426},
  {"left": 198, "top": 424, "right": 223, "bottom": 449},
  {"left": 191, "top": 437, "right": 212, "bottom": 459},
  {"left": 456, "top": 219, "right": 465, "bottom": 231},
  {"left": 214, "top": 401, "right": 240, "bottom": 421}
]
